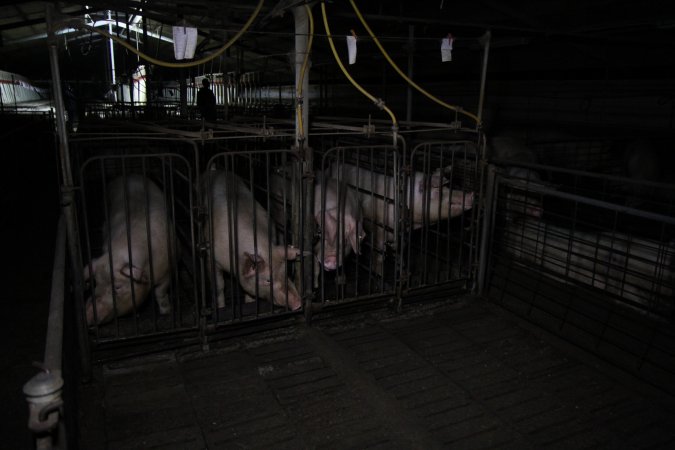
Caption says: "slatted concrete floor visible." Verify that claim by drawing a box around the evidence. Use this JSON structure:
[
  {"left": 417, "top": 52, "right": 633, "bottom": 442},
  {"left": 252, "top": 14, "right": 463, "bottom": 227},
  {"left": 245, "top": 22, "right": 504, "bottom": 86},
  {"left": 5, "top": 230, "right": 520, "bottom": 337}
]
[{"left": 78, "top": 296, "right": 675, "bottom": 449}]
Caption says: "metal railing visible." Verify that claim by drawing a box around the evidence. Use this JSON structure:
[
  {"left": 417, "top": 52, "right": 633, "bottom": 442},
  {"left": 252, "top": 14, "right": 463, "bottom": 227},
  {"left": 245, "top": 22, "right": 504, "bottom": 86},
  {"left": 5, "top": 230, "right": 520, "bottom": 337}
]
[
  {"left": 482, "top": 161, "right": 675, "bottom": 396},
  {"left": 23, "top": 215, "right": 67, "bottom": 450}
]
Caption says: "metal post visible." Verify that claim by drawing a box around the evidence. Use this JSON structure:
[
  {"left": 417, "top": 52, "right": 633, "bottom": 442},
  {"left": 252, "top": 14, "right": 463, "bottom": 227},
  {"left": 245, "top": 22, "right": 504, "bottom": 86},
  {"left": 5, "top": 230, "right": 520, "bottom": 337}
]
[
  {"left": 24, "top": 215, "right": 67, "bottom": 450},
  {"left": 179, "top": 69, "right": 187, "bottom": 118},
  {"left": 476, "top": 164, "right": 497, "bottom": 295},
  {"left": 107, "top": 10, "right": 117, "bottom": 101},
  {"left": 46, "top": 4, "right": 92, "bottom": 380},
  {"left": 292, "top": 6, "right": 310, "bottom": 147},
  {"left": 12, "top": 73, "right": 18, "bottom": 111},
  {"left": 292, "top": 5, "right": 315, "bottom": 318},
  {"left": 406, "top": 25, "right": 414, "bottom": 124},
  {"left": 477, "top": 30, "right": 491, "bottom": 125}
]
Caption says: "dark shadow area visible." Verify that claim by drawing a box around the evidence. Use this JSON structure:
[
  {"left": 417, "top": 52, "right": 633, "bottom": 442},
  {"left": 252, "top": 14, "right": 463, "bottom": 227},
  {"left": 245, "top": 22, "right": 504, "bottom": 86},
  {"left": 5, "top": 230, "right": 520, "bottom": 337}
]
[{"left": 0, "top": 113, "right": 60, "bottom": 448}]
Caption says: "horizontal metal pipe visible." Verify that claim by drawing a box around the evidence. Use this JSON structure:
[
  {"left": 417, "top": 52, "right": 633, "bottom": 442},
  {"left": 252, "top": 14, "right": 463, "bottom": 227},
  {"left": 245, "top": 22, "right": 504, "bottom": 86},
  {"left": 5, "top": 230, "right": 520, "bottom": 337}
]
[
  {"left": 492, "top": 158, "right": 675, "bottom": 190},
  {"left": 499, "top": 176, "right": 675, "bottom": 225}
]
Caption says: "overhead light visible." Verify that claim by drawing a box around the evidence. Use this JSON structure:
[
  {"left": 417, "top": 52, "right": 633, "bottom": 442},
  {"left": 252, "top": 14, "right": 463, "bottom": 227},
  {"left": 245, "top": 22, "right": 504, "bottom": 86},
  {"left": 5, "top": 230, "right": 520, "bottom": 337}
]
[{"left": 172, "top": 25, "right": 197, "bottom": 60}]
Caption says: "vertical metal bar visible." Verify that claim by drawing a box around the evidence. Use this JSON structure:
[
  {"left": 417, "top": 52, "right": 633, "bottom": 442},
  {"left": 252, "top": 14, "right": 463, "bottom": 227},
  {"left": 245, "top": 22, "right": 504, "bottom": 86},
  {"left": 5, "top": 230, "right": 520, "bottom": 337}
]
[
  {"left": 477, "top": 30, "right": 491, "bottom": 125},
  {"left": 46, "top": 3, "right": 91, "bottom": 379},
  {"left": 43, "top": 215, "right": 67, "bottom": 371},
  {"left": 476, "top": 164, "right": 496, "bottom": 295},
  {"left": 107, "top": 10, "right": 117, "bottom": 101},
  {"left": 24, "top": 215, "right": 67, "bottom": 450},
  {"left": 406, "top": 25, "right": 414, "bottom": 124}
]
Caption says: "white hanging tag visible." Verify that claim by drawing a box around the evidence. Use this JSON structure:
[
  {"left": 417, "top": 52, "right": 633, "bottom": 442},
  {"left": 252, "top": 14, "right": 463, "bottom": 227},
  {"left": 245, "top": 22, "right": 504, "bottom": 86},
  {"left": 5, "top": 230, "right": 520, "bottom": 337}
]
[
  {"left": 173, "top": 26, "right": 186, "bottom": 60},
  {"left": 441, "top": 34, "right": 454, "bottom": 62},
  {"left": 183, "top": 27, "right": 198, "bottom": 59},
  {"left": 173, "top": 26, "right": 198, "bottom": 60},
  {"left": 347, "top": 30, "right": 357, "bottom": 64}
]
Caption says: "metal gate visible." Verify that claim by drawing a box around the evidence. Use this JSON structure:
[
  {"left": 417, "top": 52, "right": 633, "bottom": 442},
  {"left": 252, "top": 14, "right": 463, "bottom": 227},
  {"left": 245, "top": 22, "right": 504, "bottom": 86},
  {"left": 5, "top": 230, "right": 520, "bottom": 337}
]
[
  {"left": 316, "top": 139, "right": 483, "bottom": 308},
  {"left": 403, "top": 140, "right": 481, "bottom": 299},
  {"left": 482, "top": 161, "right": 675, "bottom": 395},
  {"left": 317, "top": 144, "right": 402, "bottom": 305},
  {"left": 200, "top": 149, "right": 308, "bottom": 328},
  {"left": 77, "top": 151, "right": 199, "bottom": 345},
  {"left": 71, "top": 134, "right": 485, "bottom": 351}
]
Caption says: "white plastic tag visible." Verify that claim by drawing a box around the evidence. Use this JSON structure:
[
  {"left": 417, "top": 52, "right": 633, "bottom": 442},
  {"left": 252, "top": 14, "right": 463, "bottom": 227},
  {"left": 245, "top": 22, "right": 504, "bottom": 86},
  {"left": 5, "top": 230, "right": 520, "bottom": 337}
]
[
  {"left": 441, "top": 36, "right": 453, "bottom": 62},
  {"left": 173, "top": 26, "right": 198, "bottom": 60},
  {"left": 347, "top": 35, "right": 357, "bottom": 64}
]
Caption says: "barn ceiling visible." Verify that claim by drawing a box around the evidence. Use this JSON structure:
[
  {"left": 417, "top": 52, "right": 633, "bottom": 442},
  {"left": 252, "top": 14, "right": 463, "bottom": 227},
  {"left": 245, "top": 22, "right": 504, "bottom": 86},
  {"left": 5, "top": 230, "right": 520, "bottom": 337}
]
[{"left": 1, "top": 1, "right": 673, "bottom": 86}]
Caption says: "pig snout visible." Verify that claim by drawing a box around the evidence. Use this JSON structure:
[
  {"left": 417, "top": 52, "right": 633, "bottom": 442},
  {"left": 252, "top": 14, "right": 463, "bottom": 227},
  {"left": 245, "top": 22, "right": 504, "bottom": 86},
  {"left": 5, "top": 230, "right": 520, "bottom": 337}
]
[
  {"left": 270, "top": 276, "right": 302, "bottom": 311},
  {"left": 281, "top": 288, "right": 302, "bottom": 311},
  {"left": 323, "top": 255, "right": 338, "bottom": 270}
]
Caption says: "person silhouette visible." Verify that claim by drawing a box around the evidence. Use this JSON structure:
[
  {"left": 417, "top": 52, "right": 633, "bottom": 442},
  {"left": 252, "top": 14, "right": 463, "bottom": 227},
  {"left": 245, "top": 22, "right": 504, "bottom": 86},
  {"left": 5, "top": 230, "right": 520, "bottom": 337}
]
[{"left": 197, "top": 78, "right": 217, "bottom": 122}]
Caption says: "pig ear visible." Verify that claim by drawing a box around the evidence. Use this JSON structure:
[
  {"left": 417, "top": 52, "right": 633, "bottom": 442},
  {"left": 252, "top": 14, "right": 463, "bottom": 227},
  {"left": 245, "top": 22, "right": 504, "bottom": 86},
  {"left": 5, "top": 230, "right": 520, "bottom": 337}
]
[
  {"left": 346, "top": 222, "right": 360, "bottom": 255},
  {"left": 418, "top": 177, "right": 442, "bottom": 199},
  {"left": 430, "top": 168, "right": 451, "bottom": 188},
  {"left": 120, "top": 264, "right": 148, "bottom": 283},
  {"left": 442, "top": 165, "right": 453, "bottom": 178},
  {"left": 243, "top": 252, "right": 266, "bottom": 278}
]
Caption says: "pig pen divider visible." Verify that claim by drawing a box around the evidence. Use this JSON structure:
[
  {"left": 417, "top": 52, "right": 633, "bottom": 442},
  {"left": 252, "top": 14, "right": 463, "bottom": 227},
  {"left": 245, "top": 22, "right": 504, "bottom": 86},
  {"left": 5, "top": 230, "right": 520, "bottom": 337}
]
[
  {"left": 77, "top": 151, "right": 200, "bottom": 350},
  {"left": 314, "top": 138, "right": 484, "bottom": 310},
  {"left": 316, "top": 144, "right": 403, "bottom": 307},
  {"left": 67, "top": 132, "right": 486, "bottom": 356},
  {"left": 402, "top": 140, "right": 482, "bottom": 300},
  {"left": 201, "top": 149, "right": 309, "bottom": 330},
  {"left": 482, "top": 161, "right": 675, "bottom": 397}
]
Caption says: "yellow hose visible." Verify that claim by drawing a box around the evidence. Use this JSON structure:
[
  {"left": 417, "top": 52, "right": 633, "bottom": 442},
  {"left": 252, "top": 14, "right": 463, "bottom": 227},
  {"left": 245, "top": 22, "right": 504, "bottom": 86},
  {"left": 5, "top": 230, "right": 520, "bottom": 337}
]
[
  {"left": 296, "top": 4, "right": 315, "bottom": 141},
  {"left": 76, "top": 0, "right": 264, "bottom": 69},
  {"left": 321, "top": 2, "right": 398, "bottom": 129},
  {"left": 349, "top": 0, "right": 480, "bottom": 126}
]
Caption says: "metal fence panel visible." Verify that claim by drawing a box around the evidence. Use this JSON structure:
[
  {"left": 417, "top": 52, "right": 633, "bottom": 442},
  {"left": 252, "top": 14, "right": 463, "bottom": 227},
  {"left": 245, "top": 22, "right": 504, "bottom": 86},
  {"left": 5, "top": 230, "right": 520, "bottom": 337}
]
[
  {"left": 484, "top": 161, "right": 675, "bottom": 395},
  {"left": 316, "top": 144, "right": 403, "bottom": 305},
  {"left": 78, "top": 152, "right": 199, "bottom": 345},
  {"left": 201, "top": 150, "right": 307, "bottom": 326},
  {"left": 404, "top": 141, "right": 481, "bottom": 296}
]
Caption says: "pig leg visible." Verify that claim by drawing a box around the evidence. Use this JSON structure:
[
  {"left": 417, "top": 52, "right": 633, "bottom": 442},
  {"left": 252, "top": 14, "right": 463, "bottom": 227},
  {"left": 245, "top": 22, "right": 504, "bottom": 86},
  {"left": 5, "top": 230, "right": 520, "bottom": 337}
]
[
  {"left": 215, "top": 267, "right": 226, "bottom": 309},
  {"left": 313, "top": 256, "right": 321, "bottom": 289},
  {"left": 367, "top": 227, "right": 389, "bottom": 287},
  {"left": 154, "top": 276, "right": 172, "bottom": 315}
]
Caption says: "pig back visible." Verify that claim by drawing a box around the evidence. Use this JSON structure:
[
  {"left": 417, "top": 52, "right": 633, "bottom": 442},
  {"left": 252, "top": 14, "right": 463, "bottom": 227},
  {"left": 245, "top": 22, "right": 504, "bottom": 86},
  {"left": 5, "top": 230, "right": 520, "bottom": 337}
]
[
  {"left": 104, "top": 175, "right": 171, "bottom": 279},
  {"left": 206, "top": 171, "right": 275, "bottom": 272},
  {"left": 329, "top": 163, "right": 397, "bottom": 232},
  {"left": 86, "top": 175, "right": 172, "bottom": 325}
]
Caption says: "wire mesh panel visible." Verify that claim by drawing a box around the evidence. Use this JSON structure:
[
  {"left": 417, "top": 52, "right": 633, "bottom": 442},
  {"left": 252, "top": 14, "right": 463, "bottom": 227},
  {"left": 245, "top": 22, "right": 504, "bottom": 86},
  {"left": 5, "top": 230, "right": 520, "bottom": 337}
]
[
  {"left": 78, "top": 153, "right": 199, "bottom": 345},
  {"left": 403, "top": 141, "right": 480, "bottom": 297},
  {"left": 529, "top": 138, "right": 621, "bottom": 174},
  {"left": 201, "top": 150, "right": 307, "bottom": 326},
  {"left": 316, "top": 145, "right": 402, "bottom": 305},
  {"left": 484, "top": 162, "right": 675, "bottom": 395},
  {"left": 70, "top": 136, "right": 201, "bottom": 187}
]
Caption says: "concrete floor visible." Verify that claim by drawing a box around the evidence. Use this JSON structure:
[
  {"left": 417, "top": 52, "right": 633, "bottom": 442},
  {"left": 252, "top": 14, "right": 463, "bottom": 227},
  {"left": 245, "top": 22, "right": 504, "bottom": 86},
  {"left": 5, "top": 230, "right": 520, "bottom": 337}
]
[{"left": 77, "top": 296, "right": 675, "bottom": 449}]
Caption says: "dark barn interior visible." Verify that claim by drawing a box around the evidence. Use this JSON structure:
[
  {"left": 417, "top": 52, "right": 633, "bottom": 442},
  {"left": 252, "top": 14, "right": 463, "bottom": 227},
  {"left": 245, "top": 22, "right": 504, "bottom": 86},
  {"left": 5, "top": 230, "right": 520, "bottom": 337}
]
[{"left": 3, "top": 1, "right": 675, "bottom": 448}]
